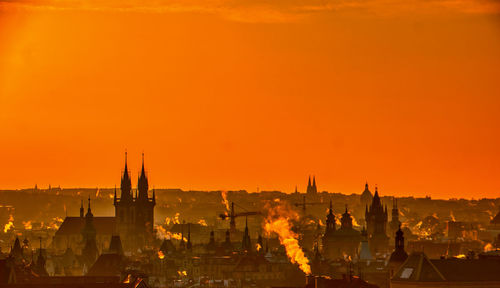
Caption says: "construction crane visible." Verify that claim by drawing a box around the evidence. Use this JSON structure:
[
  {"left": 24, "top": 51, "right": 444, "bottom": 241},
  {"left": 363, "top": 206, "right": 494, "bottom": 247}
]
[
  {"left": 219, "top": 202, "right": 261, "bottom": 231},
  {"left": 294, "top": 195, "right": 323, "bottom": 213}
]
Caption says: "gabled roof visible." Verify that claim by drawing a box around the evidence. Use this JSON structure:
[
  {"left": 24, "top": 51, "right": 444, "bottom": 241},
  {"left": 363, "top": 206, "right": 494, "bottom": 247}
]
[
  {"left": 392, "top": 252, "right": 445, "bottom": 282},
  {"left": 87, "top": 253, "right": 124, "bottom": 277},
  {"left": 56, "top": 217, "right": 116, "bottom": 235}
]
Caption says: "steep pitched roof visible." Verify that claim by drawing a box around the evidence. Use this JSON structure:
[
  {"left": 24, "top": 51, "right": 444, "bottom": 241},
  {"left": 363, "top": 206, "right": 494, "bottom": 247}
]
[
  {"left": 392, "top": 252, "right": 445, "bottom": 282},
  {"left": 56, "top": 217, "right": 116, "bottom": 235},
  {"left": 87, "top": 253, "right": 124, "bottom": 277}
]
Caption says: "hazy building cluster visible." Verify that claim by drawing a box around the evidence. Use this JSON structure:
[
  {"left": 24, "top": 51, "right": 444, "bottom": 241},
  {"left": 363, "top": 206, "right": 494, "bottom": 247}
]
[{"left": 1, "top": 156, "right": 500, "bottom": 288}]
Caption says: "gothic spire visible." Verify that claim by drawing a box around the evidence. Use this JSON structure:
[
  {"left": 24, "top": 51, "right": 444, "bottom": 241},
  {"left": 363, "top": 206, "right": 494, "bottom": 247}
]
[
  {"left": 120, "top": 151, "right": 132, "bottom": 202},
  {"left": 138, "top": 152, "right": 149, "bottom": 201}
]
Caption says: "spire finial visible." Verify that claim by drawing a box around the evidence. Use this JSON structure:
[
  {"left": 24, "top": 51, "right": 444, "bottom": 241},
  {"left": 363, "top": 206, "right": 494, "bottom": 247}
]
[
  {"left": 141, "top": 152, "right": 145, "bottom": 171},
  {"left": 88, "top": 195, "right": 91, "bottom": 213},
  {"left": 345, "top": 204, "right": 348, "bottom": 213}
]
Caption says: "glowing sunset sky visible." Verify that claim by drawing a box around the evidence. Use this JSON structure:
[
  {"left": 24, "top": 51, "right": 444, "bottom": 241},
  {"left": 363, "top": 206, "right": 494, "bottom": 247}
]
[{"left": 0, "top": 0, "right": 499, "bottom": 198}]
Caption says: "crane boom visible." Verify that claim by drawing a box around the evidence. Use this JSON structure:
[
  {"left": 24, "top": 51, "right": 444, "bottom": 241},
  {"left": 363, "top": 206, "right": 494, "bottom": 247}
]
[{"left": 219, "top": 202, "right": 261, "bottom": 231}]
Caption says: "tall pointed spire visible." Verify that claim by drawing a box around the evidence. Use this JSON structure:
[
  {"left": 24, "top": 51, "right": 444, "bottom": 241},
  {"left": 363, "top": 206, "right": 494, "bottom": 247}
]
[
  {"left": 242, "top": 217, "right": 251, "bottom": 251},
  {"left": 138, "top": 152, "right": 149, "bottom": 201},
  {"left": 120, "top": 151, "right": 132, "bottom": 202},
  {"left": 141, "top": 152, "right": 145, "bottom": 173},
  {"left": 312, "top": 176, "right": 317, "bottom": 194}
]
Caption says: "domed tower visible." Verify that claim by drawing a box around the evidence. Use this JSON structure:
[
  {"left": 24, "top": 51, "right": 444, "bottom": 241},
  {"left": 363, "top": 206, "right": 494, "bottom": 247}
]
[
  {"left": 341, "top": 205, "right": 353, "bottom": 230},
  {"left": 388, "top": 225, "right": 408, "bottom": 276},
  {"left": 322, "top": 200, "right": 337, "bottom": 259},
  {"left": 360, "top": 182, "right": 373, "bottom": 209},
  {"left": 325, "top": 200, "right": 336, "bottom": 236}
]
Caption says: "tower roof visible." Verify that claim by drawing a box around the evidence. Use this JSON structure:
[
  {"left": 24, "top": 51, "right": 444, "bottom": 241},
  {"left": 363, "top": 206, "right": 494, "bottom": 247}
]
[
  {"left": 120, "top": 151, "right": 132, "bottom": 201},
  {"left": 360, "top": 182, "right": 373, "bottom": 202},
  {"left": 108, "top": 235, "right": 124, "bottom": 255},
  {"left": 137, "top": 152, "right": 149, "bottom": 201}
]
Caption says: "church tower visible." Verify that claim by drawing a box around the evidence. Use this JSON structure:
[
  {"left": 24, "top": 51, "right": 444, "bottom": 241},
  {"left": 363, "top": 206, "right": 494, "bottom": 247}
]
[
  {"left": 306, "top": 176, "right": 318, "bottom": 195},
  {"left": 365, "top": 186, "right": 389, "bottom": 254},
  {"left": 134, "top": 153, "right": 156, "bottom": 248},
  {"left": 82, "top": 197, "right": 98, "bottom": 267},
  {"left": 389, "top": 197, "right": 401, "bottom": 237},
  {"left": 360, "top": 182, "right": 373, "bottom": 209},
  {"left": 114, "top": 152, "right": 135, "bottom": 250},
  {"left": 114, "top": 152, "right": 155, "bottom": 251},
  {"left": 388, "top": 225, "right": 408, "bottom": 276},
  {"left": 322, "top": 200, "right": 336, "bottom": 258}
]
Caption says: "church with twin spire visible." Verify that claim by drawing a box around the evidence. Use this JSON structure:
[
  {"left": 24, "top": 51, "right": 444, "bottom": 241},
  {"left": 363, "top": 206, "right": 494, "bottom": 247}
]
[{"left": 114, "top": 152, "right": 156, "bottom": 251}]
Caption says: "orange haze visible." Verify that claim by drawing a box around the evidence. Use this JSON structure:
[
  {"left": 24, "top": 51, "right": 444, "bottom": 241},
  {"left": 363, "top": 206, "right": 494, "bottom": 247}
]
[{"left": 0, "top": 0, "right": 499, "bottom": 199}]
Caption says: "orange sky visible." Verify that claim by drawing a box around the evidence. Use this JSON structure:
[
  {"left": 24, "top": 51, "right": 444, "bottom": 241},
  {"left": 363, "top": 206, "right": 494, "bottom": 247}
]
[{"left": 0, "top": 0, "right": 499, "bottom": 199}]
